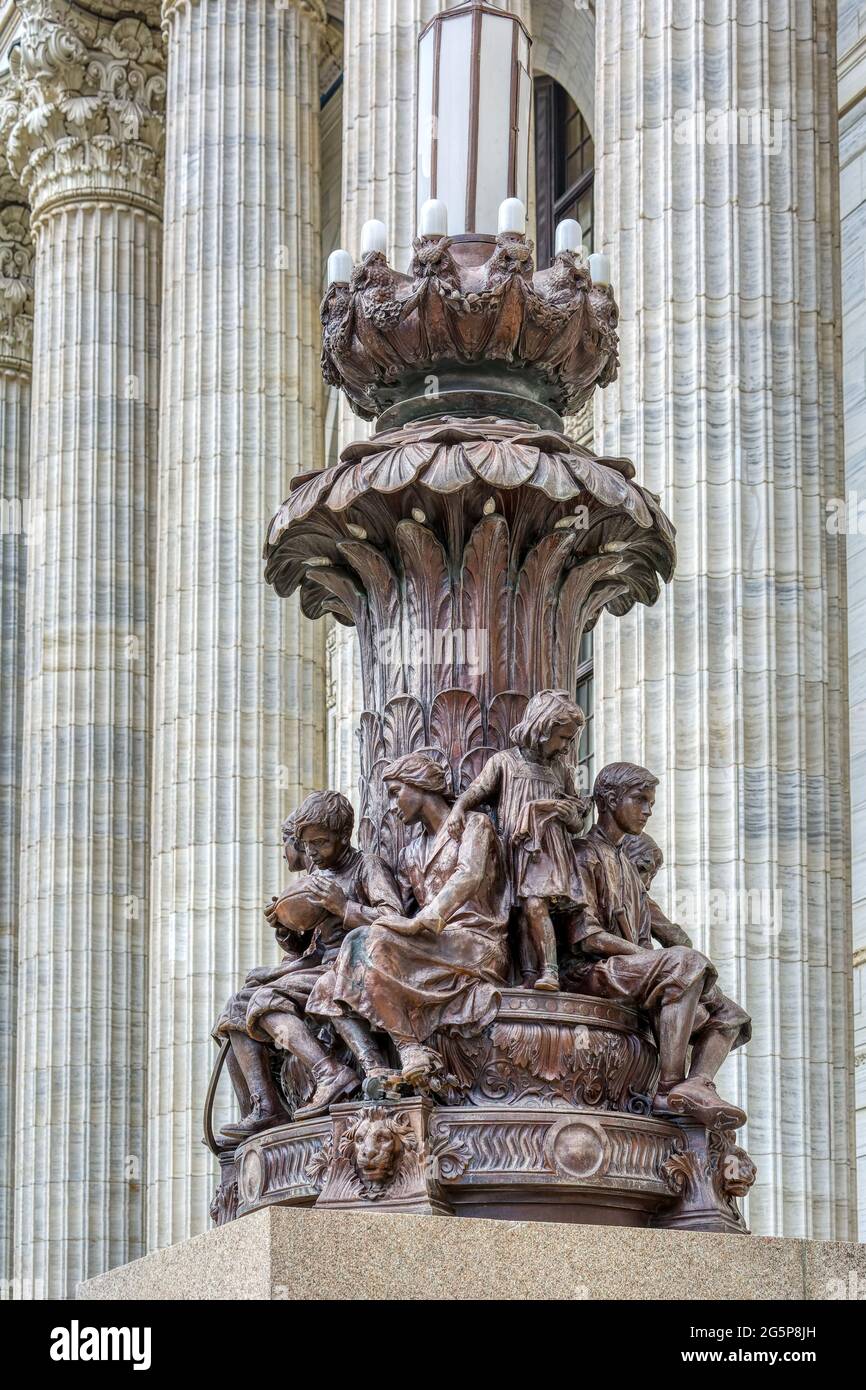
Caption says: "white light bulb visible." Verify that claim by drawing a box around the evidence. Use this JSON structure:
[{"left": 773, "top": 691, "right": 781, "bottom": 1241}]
[
  {"left": 360, "top": 219, "right": 388, "bottom": 256},
  {"left": 497, "top": 197, "right": 526, "bottom": 236},
  {"left": 555, "top": 219, "right": 582, "bottom": 255},
  {"left": 326, "top": 249, "right": 354, "bottom": 286},
  {"left": 588, "top": 252, "right": 611, "bottom": 287},
  {"left": 419, "top": 198, "right": 448, "bottom": 238}
]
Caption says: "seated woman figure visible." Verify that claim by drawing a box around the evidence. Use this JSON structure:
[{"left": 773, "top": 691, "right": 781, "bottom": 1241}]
[{"left": 308, "top": 752, "right": 511, "bottom": 1086}]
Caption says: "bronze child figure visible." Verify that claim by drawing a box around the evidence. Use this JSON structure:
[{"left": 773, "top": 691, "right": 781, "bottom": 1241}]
[
  {"left": 446, "top": 688, "right": 591, "bottom": 991},
  {"left": 215, "top": 792, "right": 402, "bottom": 1137},
  {"left": 622, "top": 828, "right": 753, "bottom": 1067},
  {"left": 565, "top": 763, "right": 751, "bottom": 1130},
  {"left": 620, "top": 832, "right": 693, "bottom": 947}
]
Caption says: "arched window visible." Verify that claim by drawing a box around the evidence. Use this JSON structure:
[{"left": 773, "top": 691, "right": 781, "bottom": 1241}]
[
  {"left": 535, "top": 75, "right": 596, "bottom": 790},
  {"left": 533, "top": 76, "right": 595, "bottom": 269}
]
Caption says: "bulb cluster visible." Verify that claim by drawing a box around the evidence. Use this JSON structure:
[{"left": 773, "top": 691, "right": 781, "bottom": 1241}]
[{"left": 326, "top": 203, "right": 612, "bottom": 290}]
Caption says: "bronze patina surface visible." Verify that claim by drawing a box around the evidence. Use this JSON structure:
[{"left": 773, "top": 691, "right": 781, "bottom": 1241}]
[{"left": 205, "top": 227, "right": 754, "bottom": 1234}]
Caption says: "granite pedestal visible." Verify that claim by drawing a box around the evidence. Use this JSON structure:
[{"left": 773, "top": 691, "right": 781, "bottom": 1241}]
[{"left": 78, "top": 1207, "right": 866, "bottom": 1301}]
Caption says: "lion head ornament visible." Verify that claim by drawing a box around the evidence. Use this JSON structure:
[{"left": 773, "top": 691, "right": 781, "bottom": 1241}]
[{"left": 338, "top": 1106, "right": 418, "bottom": 1198}]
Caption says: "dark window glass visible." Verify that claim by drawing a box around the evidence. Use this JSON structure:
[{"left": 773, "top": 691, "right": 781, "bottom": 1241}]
[
  {"left": 575, "top": 633, "right": 595, "bottom": 796},
  {"left": 533, "top": 77, "right": 595, "bottom": 270}
]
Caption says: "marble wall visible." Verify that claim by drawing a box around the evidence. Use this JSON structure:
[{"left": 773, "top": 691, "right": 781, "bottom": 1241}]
[
  {"left": 838, "top": 0, "right": 866, "bottom": 1242},
  {"left": 594, "top": 0, "right": 855, "bottom": 1237},
  {"left": 0, "top": 145, "right": 31, "bottom": 1295},
  {"left": 148, "top": 0, "right": 328, "bottom": 1253},
  {"left": 2, "top": 0, "right": 164, "bottom": 1298}
]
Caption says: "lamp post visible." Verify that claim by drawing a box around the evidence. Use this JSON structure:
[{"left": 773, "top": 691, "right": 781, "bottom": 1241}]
[
  {"left": 210, "top": 0, "right": 753, "bottom": 1243},
  {"left": 281, "top": 4, "right": 658, "bottom": 811}
]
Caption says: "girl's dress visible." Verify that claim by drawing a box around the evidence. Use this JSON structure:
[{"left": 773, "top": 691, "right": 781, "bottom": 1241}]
[{"left": 465, "top": 746, "right": 585, "bottom": 907}]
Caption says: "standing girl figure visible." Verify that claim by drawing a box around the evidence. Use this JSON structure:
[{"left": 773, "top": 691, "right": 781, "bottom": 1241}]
[{"left": 446, "top": 689, "right": 591, "bottom": 991}]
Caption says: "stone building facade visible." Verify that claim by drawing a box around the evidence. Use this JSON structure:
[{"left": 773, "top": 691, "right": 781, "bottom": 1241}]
[
  {"left": 839, "top": 0, "right": 866, "bottom": 1242},
  {"left": 0, "top": 0, "right": 861, "bottom": 1296}
]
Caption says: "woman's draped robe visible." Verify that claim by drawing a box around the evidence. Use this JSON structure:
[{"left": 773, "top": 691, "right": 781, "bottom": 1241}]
[{"left": 308, "top": 812, "right": 510, "bottom": 1043}]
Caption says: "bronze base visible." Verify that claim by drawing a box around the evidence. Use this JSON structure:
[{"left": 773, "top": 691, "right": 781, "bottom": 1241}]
[
  {"left": 213, "top": 995, "right": 751, "bottom": 1234},
  {"left": 224, "top": 1101, "right": 749, "bottom": 1234},
  {"left": 446, "top": 1191, "right": 667, "bottom": 1227}
]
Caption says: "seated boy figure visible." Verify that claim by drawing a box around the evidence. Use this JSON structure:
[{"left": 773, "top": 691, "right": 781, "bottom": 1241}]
[
  {"left": 620, "top": 832, "right": 691, "bottom": 946},
  {"left": 216, "top": 791, "right": 402, "bottom": 1139},
  {"left": 622, "top": 829, "right": 752, "bottom": 1052},
  {"left": 563, "top": 764, "right": 750, "bottom": 1130}
]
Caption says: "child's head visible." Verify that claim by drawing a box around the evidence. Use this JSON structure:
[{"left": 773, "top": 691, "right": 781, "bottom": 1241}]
[
  {"left": 292, "top": 790, "right": 354, "bottom": 870},
  {"left": 281, "top": 812, "right": 307, "bottom": 872},
  {"left": 593, "top": 762, "right": 658, "bottom": 836},
  {"left": 621, "top": 831, "right": 664, "bottom": 888},
  {"left": 509, "top": 689, "right": 586, "bottom": 758}
]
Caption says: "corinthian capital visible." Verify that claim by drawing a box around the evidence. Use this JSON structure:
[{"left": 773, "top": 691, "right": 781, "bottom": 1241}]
[
  {"left": 1, "top": 1, "right": 166, "bottom": 223},
  {"left": 0, "top": 196, "right": 34, "bottom": 374}
]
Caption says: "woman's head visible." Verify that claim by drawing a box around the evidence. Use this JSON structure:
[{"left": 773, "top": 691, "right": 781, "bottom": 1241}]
[
  {"left": 509, "top": 689, "right": 586, "bottom": 758},
  {"left": 382, "top": 752, "right": 452, "bottom": 825}
]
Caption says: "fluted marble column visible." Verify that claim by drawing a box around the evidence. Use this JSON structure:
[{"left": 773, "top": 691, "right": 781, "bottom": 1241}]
[
  {"left": 0, "top": 2, "right": 164, "bottom": 1296},
  {"left": 332, "top": 0, "right": 533, "bottom": 802},
  {"left": 0, "top": 168, "right": 33, "bottom": 1294},
  {"left": 594, "top": 0, "right": 855, "bottom": 1237},
  {"left": 149, "top": 0, "right": 327, "bottom": 1249}
]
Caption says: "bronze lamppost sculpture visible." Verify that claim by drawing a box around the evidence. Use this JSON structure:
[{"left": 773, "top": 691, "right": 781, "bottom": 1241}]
[{"left": 205, "top": 0, "right": 755, "bottom": 1234}]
